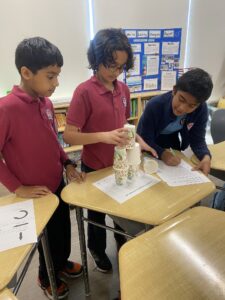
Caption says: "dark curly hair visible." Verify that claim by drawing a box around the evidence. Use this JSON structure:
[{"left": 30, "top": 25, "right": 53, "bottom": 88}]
[
  {"left": 175, "top": 68, "right": 213, "bottom": 103},
  {"left": 15, "top": 37, "right": 63, "bottom": 74},
  {"left": 87, "top": 28, "right": 134, "bottom": 73}
]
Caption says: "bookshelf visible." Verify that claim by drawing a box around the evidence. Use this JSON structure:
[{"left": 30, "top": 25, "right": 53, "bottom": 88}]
[
  {"left": 54, "top": 103, "right": 83, "bottom": 154},
  {"left": 128, "top": 91, "right": 163, "bottom": 126},
  {"left": 53, "top": 90, "right": 163, "bottom": 152}
]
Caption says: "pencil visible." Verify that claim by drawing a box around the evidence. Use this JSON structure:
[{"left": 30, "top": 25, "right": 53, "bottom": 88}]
[{"left": 170, "top": 147, "right": 176, "bottom": 156}]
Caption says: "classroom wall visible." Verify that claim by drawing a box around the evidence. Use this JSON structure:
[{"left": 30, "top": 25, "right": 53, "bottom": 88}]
[
  {"left": 0, "top": 0, "right": 225, "bottom": 102},
  {"left": 0, "top": 0, "right": 90, "bottom": 101},
  {"left": 186, "top": 0, "right": 225, "bottom": 101},
  {"left": 93, "top": 0, "right": 189, "bottom": 70}
]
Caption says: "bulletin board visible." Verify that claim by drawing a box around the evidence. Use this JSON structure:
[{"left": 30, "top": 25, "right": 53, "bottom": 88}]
[{"left": 124, "top": 28, "right": 182, "bottom": 92}]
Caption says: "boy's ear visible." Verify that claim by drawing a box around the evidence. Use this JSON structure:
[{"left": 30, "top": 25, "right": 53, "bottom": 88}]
[
  {"left": 172, "top": 86, "right": 177, "bottom": 96},
  {"left": 20, "top": 66, "right": 33, "bottom": 80}
]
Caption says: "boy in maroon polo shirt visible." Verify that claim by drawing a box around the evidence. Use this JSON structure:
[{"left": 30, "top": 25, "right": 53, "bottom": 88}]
[
  {"left": 64, "top": 28, "right": 156, "bottom": 272},
  {"left": 0, "top": 37, "right": 84, "bottom": 299}
]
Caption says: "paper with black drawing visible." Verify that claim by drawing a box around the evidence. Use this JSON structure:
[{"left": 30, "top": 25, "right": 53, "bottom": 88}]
[{"left": 0, "top": 199, "right": 37, "bottom": 252}]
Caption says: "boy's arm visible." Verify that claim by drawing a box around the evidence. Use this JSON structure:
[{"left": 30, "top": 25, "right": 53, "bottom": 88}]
[
  {"left": 0, "top": 107, "right": 52, "bottom": 197},
  {"left": 135, "top": 134, "right": 158, "bottom": 158},
  {"left": 63, "top": 124, "right": 129, "bottom": 146},
  {"left": 0, "top": 157, "right": 51, "bottom": 197},
  {"left": 0, "top": 158, "right": 21, "bottom": 192},
  {"left": 137, "top": 102, "right": 165, "bottom": 158},
  {"left": 0, "top": 110, "right": 22, "bottom": 192},
  {"left": 189, "top": 105, "right": 211, "bottom": 175},
  {"left": 65, "top": 87, "right": 129, "bottom": 147}
]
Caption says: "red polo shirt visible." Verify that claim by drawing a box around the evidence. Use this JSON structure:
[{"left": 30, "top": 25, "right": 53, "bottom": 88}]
[
  {"left": 0, "top": 86, "right": 68, "bottom": 192},
  {"left": 67, "top": 76, "right": 130, "bottom": 170}
]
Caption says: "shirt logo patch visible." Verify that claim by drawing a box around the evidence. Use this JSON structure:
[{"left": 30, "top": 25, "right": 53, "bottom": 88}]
[
  {"left": 46, "top": 109, "right": 53, "bottom": 120},
  {"left": 180, "top": 118, "right": 186, "bottom": 125},
  {"left": 121, "top": 96, "right": 127, "bottom": 107},
  {"left": 187, "top": 122, "right": 194, "bottom": 130}
]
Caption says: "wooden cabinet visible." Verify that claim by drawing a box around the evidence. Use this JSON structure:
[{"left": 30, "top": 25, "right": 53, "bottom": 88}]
[{"left": 53, "top": 91, "right": 162, "bottom": 153}]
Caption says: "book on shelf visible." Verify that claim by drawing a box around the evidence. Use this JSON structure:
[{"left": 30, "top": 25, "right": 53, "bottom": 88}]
[
  {"left": 130, "top": 99, "right": 138, "bottom": 118},
  {"left": 55, "top": 113, "right": 66, "bottom": 128},
  {"left": 57, "top": 132, "right": 69, "bottom": 148},
  {"left": 142, "top": 98, "right": 152, "bottom": 111}
]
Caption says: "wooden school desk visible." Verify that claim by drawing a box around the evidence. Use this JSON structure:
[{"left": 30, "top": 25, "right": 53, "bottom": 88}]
[
  {"left": 0, "top": 289, "right": 18, "bottom": 300},
  {"left": 191, "top": 142, "right": 225, "bottom": 180},
  {"left": 61, "top": 155, "right": 215, "bottom": 295},
  {"left": 119, "top": 206, "right": 225, "bottom": 300},
  {"left": 0, "top": 194, "right": 59, "bottom": 299}
]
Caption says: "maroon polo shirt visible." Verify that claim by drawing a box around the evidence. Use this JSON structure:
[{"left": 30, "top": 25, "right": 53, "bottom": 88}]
[
  {"left": 67, "top": 76, "right": 130, "bottom": 170},
  {"left": 0, "top": 86, "right": 68, "bottom": 192}
]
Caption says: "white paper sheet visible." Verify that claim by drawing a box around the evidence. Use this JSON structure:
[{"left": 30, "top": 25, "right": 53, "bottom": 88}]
[
  {"left": 146, "top": 55, "right": 159, "bottom": 75},
  {"left": 129, "top": 53, "right": 140, "bottom": 76},
  {"left": 156, "top": 159, "right": 210, "bottom": 186},
  {"left": 161, "top": 70, "right": 176, "bottom": 90},
  {"left": 0, "top": 199, "right": 37, "bottom": 252},
  {"left": 93, "top": 171, "right": 160, "bottom": 204}
]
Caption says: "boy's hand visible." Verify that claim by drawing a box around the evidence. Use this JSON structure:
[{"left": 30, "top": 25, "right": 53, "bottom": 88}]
[
  {"left": 161, "top": 150, "right": 181, "bottom": 166},
  {"left": 192, "top": 154, "right": 211, "bottom": 176},
  {"left": 102, "top": 128, "right": 129, "bottom": 146},
  {"left": 15, "top": 185, "right": 51, "bottom": 198},
  {"left": 135, "top": 134, "right": 158, "bottom": 158},
  {"left": 66, "top": 164, "right": 86, "bottom": 183}
]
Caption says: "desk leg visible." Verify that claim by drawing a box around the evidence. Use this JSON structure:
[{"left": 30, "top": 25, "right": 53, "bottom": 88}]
[
  {"left": 41, "top": 228, "right": 58, "bottom": 300},
  {"left": 75, "top": 207, "right": 90, "bottom": 296},
  {"left": 145, "top": 224, "right": 153, "bottom": 231}
]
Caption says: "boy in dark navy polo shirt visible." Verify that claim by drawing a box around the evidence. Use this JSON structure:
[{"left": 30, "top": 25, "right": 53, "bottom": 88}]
[
  {"left": 111, "top": 68, "right": 214, "bottom": 239},
  {"left": 64, "top": 28, "right": 156, "bottom": 273},
  {"left": 137, "top": 68, "right": 213, "bottom": 175},
  {"left": 0, "top": 37, "right": 84, "bottom": 299}
]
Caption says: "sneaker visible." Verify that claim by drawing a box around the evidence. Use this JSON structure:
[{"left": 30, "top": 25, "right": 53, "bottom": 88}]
[
  {"left": 59, "top": 260, "right": 83, "bottom": 279},
  {"left": 38, "top": 278, "right": 69, "bottom": 300},
  {"left": 89, "top": 249, "right": 112, "bottom": 272}
]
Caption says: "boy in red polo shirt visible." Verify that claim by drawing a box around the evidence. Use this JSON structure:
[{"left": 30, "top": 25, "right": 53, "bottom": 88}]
[
  {"left": 0, "top": 37, "right": 84, "bottom": 299},
  {"left": 64, "top": 28, "right": 156, "bottom": 272}
]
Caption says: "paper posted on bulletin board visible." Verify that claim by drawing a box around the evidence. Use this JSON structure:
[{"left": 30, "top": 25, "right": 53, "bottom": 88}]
[{"left": 123, "top": 28, "right": 182, "bottom": 93}]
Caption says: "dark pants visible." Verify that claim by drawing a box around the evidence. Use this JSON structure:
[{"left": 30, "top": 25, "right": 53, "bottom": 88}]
[
  {"left": 81, "top": 162, "right": 125, "bottom": 254},
  {"left": 38, "top": 179, "right": 71, "bottom": 285}
]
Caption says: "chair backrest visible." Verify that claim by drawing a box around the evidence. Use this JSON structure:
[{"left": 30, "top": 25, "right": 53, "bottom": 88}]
[{"left": 211, "top": 109, "right": 225, "bottom": 143}]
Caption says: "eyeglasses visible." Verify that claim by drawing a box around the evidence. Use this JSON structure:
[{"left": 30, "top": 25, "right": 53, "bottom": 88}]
[{"left": 106, "top": 64, "right": 126, "bottom": 74}]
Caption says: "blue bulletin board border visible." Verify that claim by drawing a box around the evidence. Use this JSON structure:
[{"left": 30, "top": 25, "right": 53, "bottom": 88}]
[{"left": 124, "top": 28, "right": 182, "bottom": 93}]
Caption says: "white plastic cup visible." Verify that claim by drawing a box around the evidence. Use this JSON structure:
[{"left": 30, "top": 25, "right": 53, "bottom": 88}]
[
  {"left": 126, "top": 143, "right": 141, "bottom": 165},
  {"left": 143, "top": 157, "right": 158, "bottom": 174}
]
